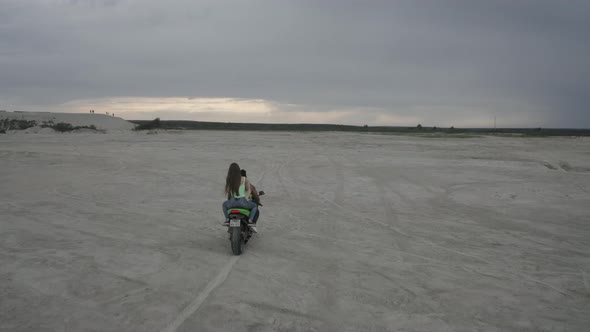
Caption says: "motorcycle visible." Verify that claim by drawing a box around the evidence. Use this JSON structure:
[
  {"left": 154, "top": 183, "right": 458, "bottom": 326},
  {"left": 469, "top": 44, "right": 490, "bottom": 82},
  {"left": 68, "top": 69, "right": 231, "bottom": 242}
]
[{"left": 226, "top": 191, "right": 264, "bottom": 255}]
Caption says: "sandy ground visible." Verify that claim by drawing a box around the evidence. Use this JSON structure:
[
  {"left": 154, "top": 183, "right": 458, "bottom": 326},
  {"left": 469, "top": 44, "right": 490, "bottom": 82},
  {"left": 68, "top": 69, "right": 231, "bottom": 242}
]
[
  {"left": 0, "top": 112, "right": 136, "bottom": 131},
  {"left": 1, "top": 130, "right": 589, "bottom": 332}
]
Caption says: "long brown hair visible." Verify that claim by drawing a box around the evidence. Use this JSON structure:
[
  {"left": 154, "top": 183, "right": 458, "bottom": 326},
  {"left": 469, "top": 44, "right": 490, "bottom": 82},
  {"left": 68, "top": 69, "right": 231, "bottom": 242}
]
[{"left": 225, "top": 163, "right": 242, "bottom": 197}]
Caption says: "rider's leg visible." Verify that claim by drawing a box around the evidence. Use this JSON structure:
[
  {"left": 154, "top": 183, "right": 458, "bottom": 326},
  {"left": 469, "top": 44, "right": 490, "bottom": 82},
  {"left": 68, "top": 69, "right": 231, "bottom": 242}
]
[
  {"left": 252, "top": 209, "right": 260, "bottom": 223},
  {"left": 231, "top": 198, "right": 257, "bottom": 221},
  {"left": 225, "top": 198, "right": 258, "bottom": 231},
  {"left": 244, "top": 200, "right": 258, "bottom": 232},
  {"left": 246, "top": 201, "right": 258, "bottom": 223},
  {"left": 222, "top": 200, "right": 231, "bottom": 225},
  {"left": 235, "top": 199, "right": 257, "bottom": 222}
]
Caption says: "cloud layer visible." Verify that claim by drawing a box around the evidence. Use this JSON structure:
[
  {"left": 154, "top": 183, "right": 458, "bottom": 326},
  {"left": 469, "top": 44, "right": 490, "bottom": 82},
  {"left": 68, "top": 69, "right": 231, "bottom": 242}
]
[{"left": 1, "top": 0, "right": 589, "bottom": 127}]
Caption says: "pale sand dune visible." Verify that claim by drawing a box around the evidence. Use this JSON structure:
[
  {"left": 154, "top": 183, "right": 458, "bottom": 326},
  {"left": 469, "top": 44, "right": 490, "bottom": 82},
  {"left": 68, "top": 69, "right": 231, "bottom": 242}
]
[
  {"left": 0, "top": 111, "right": 136, "bottom": 131},
  {"left": 1, "top": 131, "right": 589, "bottom": 331}
]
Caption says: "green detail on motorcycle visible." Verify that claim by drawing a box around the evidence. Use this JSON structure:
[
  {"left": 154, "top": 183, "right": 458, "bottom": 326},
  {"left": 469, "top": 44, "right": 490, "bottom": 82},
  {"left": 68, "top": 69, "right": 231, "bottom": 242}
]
[{"left": 227, "top": 208, "right": 251, "bottom": 217}]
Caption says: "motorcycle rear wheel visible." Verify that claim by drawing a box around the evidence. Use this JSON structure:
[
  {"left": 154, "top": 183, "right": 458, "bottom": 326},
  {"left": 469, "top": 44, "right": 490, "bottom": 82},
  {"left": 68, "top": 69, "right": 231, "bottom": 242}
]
[{"left": 230, "top": 226, "right": 242, "bottom": 255}]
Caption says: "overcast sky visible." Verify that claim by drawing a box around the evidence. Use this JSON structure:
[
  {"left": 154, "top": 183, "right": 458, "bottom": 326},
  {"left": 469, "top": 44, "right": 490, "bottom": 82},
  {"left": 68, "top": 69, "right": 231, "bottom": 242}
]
[{"left": 1, "top": 0, "right": 589, "bottom": 127}]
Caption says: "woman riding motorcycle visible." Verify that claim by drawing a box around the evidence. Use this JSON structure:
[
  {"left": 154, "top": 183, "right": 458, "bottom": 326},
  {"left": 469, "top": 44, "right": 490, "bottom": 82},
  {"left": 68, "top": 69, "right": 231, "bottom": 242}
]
[{"left": 222, "top": 163, "right": 258, "bottom": 232}]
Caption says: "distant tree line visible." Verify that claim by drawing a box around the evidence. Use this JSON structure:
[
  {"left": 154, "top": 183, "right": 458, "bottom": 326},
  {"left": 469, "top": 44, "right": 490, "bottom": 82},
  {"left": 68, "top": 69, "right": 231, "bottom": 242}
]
[
  {"left": 133, "top": 118, "right": 161, "bottom": 130},
  {"left": 129, "top": 118, "right": 590, "bottom": 136}
]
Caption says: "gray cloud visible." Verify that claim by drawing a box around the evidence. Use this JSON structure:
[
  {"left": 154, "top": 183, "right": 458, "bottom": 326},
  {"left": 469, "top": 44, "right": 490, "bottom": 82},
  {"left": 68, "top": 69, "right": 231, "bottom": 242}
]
[{"left": 1, "top": 0, "right": 589, "bottom": 127}]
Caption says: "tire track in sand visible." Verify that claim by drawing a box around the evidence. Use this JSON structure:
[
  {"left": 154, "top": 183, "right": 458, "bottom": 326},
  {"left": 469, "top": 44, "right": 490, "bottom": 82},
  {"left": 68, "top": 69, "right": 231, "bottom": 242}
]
[
  {"left": 160, "top": 161, "right": 274, "bottom": 332},
  {"left": 160, "top": 256, "right": 239, "bottom": 332}
]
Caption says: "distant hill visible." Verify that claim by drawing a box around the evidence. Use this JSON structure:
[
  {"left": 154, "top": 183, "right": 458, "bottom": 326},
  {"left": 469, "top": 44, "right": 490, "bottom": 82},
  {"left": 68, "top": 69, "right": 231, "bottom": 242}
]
[{"left": 1, "top": 112, "right": 136, "bottom": 131}]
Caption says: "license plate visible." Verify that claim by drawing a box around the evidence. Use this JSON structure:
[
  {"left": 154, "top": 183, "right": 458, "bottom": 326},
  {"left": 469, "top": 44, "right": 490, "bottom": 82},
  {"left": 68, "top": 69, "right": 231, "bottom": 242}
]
[{"left": 229, "top": 220, "right": 240, "bottom": 227}]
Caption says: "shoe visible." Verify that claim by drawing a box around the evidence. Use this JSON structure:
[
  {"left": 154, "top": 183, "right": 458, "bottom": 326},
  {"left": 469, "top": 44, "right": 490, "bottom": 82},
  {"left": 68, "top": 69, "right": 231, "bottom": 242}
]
[
  {"left": 248, "top": 221, "right": 258, "bottom": 233},
  {"left": 222, "top": 220, "right": 229, "bottom": 226}
]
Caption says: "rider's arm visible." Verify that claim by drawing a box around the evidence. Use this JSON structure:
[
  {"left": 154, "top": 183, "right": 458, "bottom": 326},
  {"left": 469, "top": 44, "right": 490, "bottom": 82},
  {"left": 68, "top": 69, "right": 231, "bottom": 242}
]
[
  {"left": 245, "top": 179, "right": 252, "bottom": 198},
  {"left": 249, "top": 182, "right": 261, "bottom": 205}
]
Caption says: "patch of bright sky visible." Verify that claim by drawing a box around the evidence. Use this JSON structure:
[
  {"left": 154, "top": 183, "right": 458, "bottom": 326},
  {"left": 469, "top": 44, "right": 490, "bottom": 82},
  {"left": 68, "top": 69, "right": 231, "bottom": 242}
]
[{"left": 7, "top": 96, "right": 536, "bottom": 128}]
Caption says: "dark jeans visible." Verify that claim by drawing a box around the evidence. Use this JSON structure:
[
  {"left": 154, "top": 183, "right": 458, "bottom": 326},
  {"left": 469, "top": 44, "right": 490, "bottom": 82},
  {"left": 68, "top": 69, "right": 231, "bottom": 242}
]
[{"left": 222, "top": 197, "right": 258, "bottom": 222}]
